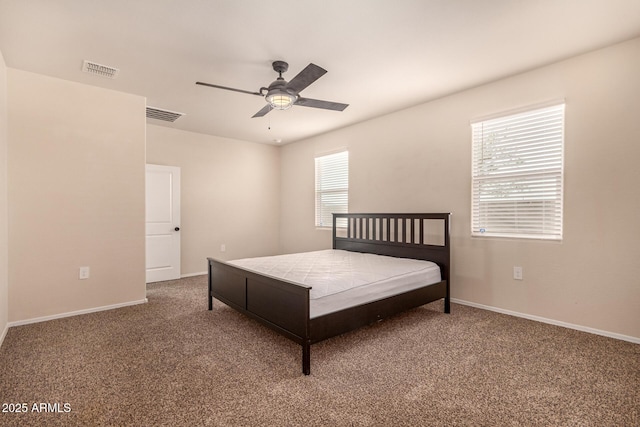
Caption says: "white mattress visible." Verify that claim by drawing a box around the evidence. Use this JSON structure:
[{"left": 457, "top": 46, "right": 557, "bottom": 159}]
[{"left": 227, "top": 249, "right": 441, "bottom": 318}]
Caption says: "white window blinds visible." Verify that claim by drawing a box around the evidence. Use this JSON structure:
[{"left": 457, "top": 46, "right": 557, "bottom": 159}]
[
  {"left": 315, "top": 151, "right": 348, "bottom": 227},
  {"left": 471, "top": 103, "right": 565, "bottom": 240}
]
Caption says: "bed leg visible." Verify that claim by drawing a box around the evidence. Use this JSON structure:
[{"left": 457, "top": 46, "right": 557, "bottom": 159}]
[
  {"left": 444, "top": 297, "right": 450, "bottom": 314},
  {"left": 302, "top": 342, "right": 311, "bottom": 375},
  {"left": 208, "top": 268, "right": 213, "bottom": 311}
]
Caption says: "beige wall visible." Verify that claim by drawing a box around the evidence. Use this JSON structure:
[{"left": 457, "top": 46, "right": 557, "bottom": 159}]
[
  {"left": 0, "top": 51, "right": 8, "bottom": 340},
  {"left": 7, "top": 69, "right": 147, "bottom": 322},
  {"left": 280, "top": 37, "right": 640, "bottom": 340},
  {"left": 146, "top": 125, "right": 280, "bottom": 274}
]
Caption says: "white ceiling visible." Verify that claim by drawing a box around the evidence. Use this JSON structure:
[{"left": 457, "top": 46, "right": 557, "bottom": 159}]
[{"left": 1, "top": 1, "right": 639, "bottom": 145}]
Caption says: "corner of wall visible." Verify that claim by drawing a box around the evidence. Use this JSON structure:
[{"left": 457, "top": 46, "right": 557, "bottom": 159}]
[{"left": 0, "top": 49, "right": 9, "bottom": 347}]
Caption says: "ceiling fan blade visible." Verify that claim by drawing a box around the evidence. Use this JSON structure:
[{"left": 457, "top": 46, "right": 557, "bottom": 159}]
[
  {"left": 252, "top": 104, "right": 272, "bottom": 118},
  {"left": 295, "top": 97, "right": 349, "bottom": 111},
  {"left": 196, "top": 81, "right": 263, "bottom": 97},
  {"left": 286, "top": 64, "right": 327, "bottom": 94}
]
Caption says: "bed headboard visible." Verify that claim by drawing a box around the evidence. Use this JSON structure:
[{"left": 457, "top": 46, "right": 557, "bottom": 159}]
[{"left": 332, "top": 213, "right": 451, "bottom": 282}]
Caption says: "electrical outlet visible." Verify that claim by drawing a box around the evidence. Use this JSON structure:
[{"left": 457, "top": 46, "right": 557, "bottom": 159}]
[
  {"left": 79, "top": 266, "right": 90, "bottom": 280},
  {"left": 220, "top": 244, "right": 226, "bottom": 252},
  {"left": 513, "top": 266, "right": 523, "bottom": 280}
]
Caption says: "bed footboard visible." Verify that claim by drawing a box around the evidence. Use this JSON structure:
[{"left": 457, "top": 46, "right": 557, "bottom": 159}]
[{"left": 208, "top": 258, "right": 312, "bottom": 373}]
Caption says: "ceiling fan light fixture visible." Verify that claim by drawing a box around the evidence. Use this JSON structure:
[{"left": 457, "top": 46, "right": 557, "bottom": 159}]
[{"left": 266, "top": 90, "right": 297, "bottom": 110}]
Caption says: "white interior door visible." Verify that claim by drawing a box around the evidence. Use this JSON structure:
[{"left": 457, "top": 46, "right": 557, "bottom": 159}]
[{"left": 146, "top": 164, "right": 181, "bottom": 283}]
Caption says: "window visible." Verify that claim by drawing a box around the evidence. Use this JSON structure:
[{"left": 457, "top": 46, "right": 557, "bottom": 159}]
[
  {"left": 315, "top": 150, "right": 348, "bottom": 228},
  {"left": 471, "top": 103, "right": 565, "bottom": 240}
]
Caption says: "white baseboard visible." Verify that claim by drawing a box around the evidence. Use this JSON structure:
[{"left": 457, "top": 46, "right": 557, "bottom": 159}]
[
  {"left": 7, "top": 298, "right": 148, "bottom": 328},
  {"left": 0, "top": 322, "right": 8, "bottom": 349},
  {"left": 451, "top": 298, "right": 640, "bottom": 344},
  {"left": 181, "top": 271, "right": 207, "bottom": 278}
]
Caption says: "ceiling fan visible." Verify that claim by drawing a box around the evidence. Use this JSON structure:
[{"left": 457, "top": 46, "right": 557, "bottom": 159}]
[{"left": 196, "top": 61, "right": 349, "bottom": 118}]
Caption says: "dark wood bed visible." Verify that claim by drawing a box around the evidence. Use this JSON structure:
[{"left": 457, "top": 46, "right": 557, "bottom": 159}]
[{"left": 207, "top": 213, "right": 451, "bottom": 375}]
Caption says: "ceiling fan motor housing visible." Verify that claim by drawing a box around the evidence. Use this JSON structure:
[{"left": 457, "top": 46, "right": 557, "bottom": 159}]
[{"left": 263, "top": 61, "right": 298, "bottom": 109}]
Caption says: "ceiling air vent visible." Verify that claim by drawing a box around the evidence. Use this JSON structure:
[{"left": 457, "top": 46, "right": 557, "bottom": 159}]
[
  {"left": 146, "top": 106, "right": 185, "bottom": 122},
  {"left": 82, "top": 60, "right": 120, "bottom": 79}
]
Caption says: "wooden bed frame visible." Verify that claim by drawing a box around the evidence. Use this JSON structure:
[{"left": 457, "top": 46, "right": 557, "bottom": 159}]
[{"left": 207, "top": 213, "right": 451, "bottom": 375}]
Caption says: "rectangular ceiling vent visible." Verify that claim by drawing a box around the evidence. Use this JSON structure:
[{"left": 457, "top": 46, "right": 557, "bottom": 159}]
[
  {"left": 82, "top": 60, "right": 120, "bottom": 79},
  {"left": 146, "top": 106, "right": 185, "bottom": 122}
]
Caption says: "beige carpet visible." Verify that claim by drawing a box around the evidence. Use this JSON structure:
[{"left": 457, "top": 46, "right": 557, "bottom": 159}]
[{"left": 0, "top": 275, "right": 638, "bottom": 426}]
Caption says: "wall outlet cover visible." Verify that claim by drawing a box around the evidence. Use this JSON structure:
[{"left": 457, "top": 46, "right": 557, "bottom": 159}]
[{"left": 513, "top": 266, "right": 523, "bottom": 280}]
